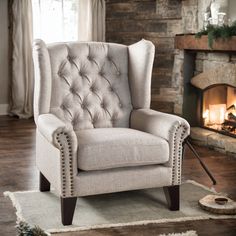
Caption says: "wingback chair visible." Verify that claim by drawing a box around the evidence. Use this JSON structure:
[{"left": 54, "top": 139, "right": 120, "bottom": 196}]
[{"left": 33, "top": 39, "right": 190, "bottom": 226}]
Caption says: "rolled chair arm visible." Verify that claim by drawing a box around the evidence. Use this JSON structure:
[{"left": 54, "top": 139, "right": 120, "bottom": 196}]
[
  {"left": 130, "top": 109, "right": 190, "bottom": 141},
  {"left": 37, "top": 114, "right": 77, "bottom": 146},
  {"left": 131, "top": 109, "right": 190, "bottom": 185},
  {"left": 37, "top": 114, "right": 77, "bottom": 197}
]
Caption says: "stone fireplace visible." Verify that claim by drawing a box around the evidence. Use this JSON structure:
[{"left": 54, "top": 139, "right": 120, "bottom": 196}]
[
  {"left": 174, "top": 35, "right": 236, "bottom": 156},
  {"left": 191, "top": 64, "right": 236, "bottom": 138}
]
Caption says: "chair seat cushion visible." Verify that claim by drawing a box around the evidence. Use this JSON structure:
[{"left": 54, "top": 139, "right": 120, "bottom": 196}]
[{"left": 76, "top": 128, "right": 169, "bottom": 171}]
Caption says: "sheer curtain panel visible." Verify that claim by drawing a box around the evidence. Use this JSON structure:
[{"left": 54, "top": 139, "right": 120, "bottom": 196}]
[
  {"left": 10, "top": 0, "right": 34, "bottom": 118},
  {"left": 78, "top": 0, "right": 105, "bottom": 41}
]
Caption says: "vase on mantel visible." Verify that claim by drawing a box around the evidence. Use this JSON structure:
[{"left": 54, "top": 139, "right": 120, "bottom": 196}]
[{"left": 210, "top": 0, "right": 228, "bottom": 25}]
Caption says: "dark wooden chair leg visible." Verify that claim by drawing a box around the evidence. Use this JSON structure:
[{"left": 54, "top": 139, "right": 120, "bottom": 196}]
[
  {"left": 39, "top": 172, "right": 50, "bottom": 192},
  {"left": 163, "top": 185, "right": 180, "bottom": 211},
  {"left": 61, "top": 197, "right": 77, "bottom": 226}
]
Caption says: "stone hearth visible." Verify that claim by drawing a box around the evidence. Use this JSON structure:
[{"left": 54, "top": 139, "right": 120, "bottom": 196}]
[{"left": 191, "top": 127, "right": 236, "bottom": 157}]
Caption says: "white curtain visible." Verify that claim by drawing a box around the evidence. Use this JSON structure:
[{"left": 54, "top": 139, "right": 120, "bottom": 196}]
[
  {"left": 10, "top": 0, "right": 34, "bottom": 118},
  {"left": 78, "top": 0, "right": 106, "bottom": 41}
]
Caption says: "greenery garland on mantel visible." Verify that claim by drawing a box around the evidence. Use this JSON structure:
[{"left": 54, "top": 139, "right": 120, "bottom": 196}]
[{"left": 195, "top": 21, "right": 236, "bottom": 48}]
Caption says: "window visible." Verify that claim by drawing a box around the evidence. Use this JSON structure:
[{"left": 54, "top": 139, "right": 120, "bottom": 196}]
[{"left": 32, "top": 0, "right": 79, "bottom": 43}]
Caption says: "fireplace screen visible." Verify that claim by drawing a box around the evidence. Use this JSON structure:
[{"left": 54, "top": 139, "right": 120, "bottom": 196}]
[{"left": 202, "top": 85, "right": 236, "bottom": 137}]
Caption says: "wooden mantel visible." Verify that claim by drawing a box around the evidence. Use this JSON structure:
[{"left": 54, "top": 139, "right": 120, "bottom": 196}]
[{"left": 175, "top": 35, "right": 236, "bottom": 52}]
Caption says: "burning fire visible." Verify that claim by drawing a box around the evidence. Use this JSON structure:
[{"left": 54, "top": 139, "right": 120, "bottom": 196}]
[
  {"left": 209, "top": 104, "right": 226, "bottom": 125},
  {"left": 201, "top": 86, "right": 236, "bottom": 136},
  {"left": 203, "top": 103, "right": 236, "bottom": 134}
]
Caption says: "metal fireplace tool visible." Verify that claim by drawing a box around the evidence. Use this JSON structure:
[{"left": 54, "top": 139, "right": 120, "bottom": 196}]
[{"left": 184, "top": 138, "right": 217, "bottom": 185}]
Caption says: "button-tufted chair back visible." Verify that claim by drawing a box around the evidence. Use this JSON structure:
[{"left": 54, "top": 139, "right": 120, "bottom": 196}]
[{"left": 33, "top": 40, "right": 155, "bottom": 131}]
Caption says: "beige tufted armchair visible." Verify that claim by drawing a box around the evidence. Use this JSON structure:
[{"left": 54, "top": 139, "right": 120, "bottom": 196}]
[{"left": 33, "top": 39, "right": 190, "bottom": 225}]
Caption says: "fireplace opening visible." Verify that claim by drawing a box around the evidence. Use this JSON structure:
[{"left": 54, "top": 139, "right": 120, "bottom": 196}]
[{"left": 202, "top": 85, "right": 236, "bottom": 137}]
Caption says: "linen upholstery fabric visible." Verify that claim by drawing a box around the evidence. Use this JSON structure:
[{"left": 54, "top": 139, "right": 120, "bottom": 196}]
[
  {"left": 76, "top": 128, "right": 169, "bottom": 171},
  {"left": 37, "top": 114, "right": 78, "bottom": 197},
  {"left": 36, "top": 131, "right": 173, "bottom": 197},
  {"left": 128, "top": 40, "right": 155, "bottom": 109},
  {"left": 33, "top": 40, "right": 52, "bottom": 123},
  {"left": 74, "top": 165, "right": 172, "bottom": 196},
  {"left": 33, "top": 39, "right": 190, "bottom": 200},
  {"left": 34, "top": 40, "right": 133, "bottom": 130},
  {"left": 131, "top": 109, "right": 190, "bottom": 185}
]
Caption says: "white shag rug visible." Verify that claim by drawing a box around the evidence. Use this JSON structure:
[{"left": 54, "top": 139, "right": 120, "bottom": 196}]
[{"left": 4, "top": 180, "right": 236, "bottom": 235}]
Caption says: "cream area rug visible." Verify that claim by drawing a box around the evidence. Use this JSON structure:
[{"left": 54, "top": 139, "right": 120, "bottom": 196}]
[
  {"left": 159, "top": 231, "right": 197, "bottom": 236},
  {"left": 4, "top": 180, "right": 236, "bottom": 235}
]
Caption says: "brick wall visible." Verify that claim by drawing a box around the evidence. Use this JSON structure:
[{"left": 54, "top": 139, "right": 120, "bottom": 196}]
[{"left": 106, "top": 0, "right": 198, "bottom": 114}]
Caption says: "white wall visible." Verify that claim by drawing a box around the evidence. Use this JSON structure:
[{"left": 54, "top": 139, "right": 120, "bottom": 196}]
[{"left": 0, "top": 0, "right": 9, "bottom": 115}]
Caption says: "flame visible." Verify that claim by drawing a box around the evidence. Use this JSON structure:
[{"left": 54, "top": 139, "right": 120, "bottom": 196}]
[
  {"left": 208, "top": 104, "right": 226, "bottom": 125},
  {"left": 203, "top": 109, "right": 209, "bottom": 119},
  {"left": 203, "top": 109, "right": 209, "bottom": 126}
]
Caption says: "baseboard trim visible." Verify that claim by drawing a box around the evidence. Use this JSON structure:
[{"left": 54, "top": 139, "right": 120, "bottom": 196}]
[{"left": 0, "top": 104, "right": 9, "bottom": 115}]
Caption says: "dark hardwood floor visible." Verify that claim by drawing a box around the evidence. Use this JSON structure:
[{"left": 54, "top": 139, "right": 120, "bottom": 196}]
[{"left": 0, "top": 116, "right": 235, "bottom": 236}]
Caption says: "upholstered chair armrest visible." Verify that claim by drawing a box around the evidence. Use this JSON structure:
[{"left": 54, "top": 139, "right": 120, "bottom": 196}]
[
  {"left": 131, "top": 109, "right": 190, "bottom": 141},
  {"left": 131, "top": 109, "right": 190, "bottom": 185},
  {"left": 37, "top": 114, "right": 77, "bottom": 146},
  {"left": 37, "top": 114, "right": 77, "bottom": 197}
]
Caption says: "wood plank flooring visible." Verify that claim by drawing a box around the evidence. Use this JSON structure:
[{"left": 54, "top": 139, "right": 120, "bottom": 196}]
[{"left": 0, "top": 116, "right": 235, "bottom": 236}]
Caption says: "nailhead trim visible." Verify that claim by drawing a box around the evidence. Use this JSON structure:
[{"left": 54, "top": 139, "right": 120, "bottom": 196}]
[
  {"left": 55, "top": 132, "right": 74, "bottom": 197},
  {"left": 171, "top": 124, "right": 188, "bottom": 185}
]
